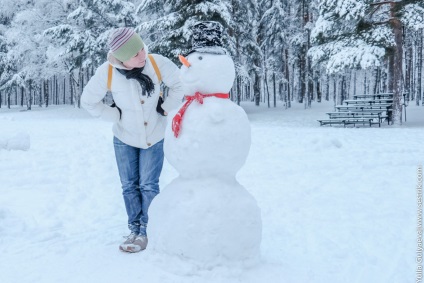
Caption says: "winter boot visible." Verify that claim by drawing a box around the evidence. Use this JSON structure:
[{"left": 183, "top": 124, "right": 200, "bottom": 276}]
[{"left": 119, "top": 233, "right": 148, "bottom": 253}]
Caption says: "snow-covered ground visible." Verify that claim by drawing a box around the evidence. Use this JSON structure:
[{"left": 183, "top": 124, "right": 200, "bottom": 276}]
[{"left": 0, "top": 101, "right": 423, "bottom": 283}]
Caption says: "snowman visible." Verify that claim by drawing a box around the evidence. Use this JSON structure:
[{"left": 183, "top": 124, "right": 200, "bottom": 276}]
[{"left": 148, "top": 21, "right": 262, "bottom": 266}]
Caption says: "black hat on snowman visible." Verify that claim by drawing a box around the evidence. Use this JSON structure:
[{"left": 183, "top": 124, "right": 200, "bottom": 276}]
[{"left": 185, "top": 21, "right": 227, "bottom": 56}]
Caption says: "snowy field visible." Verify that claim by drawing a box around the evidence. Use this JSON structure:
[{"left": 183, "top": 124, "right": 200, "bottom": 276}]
[{"left": 0, "top": 101, "right": 423, "bottom": 283}]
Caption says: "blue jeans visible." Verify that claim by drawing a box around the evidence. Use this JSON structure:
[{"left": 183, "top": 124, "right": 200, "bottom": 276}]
[{"left": 113, "top": 137, "right": 164, "bottom": 236}]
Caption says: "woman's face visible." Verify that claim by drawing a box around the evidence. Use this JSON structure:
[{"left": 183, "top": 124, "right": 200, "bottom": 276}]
[{"left": 123, "top": 48, "right": 146, "bottom": 69}]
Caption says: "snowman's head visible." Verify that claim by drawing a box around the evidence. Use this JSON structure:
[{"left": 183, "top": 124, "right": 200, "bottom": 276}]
[{"left": 179, "top": 51, "right": 235, "bottom": 95}]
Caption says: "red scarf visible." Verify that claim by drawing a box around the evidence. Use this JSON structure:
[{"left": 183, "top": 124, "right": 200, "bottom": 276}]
[{"left": 172, "top": 92, "right": 230, "bottom": 138}]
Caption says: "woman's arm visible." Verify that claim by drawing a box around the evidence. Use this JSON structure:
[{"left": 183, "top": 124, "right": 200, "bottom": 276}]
[
  {"left": 81, "top": 63, "right": 120, "bottom": 123},
  {"left": 152, "top": 54, "right": 185, "bottom": 113}
]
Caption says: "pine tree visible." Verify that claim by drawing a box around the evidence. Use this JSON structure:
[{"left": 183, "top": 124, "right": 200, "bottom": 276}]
[
  {"left": 0, "top": 32, "right": 11, "bottom": 108},
  {"left": 227, "top": 0, "right": 258, "bottom": 103},
  {"left": 259, "top": 0, "right": 288, "bottom": 107},
  {"left": 137, "top": 0, "right": 233, "bottom": 64},
  {"left": 228, "top": 0, "right": 261, "bottom": 105},
  {"left": 45, "top": 0, "right": 139, "bottom": 72},
  {"left": 309, "top": 0, "right": 424, "bottom": 124},
  {"left": 0, "top": 0, "right": 55, "bottom": 109},
  {"left": 44, "top": 0, "right": 140, "bottom": 106},
  {"left": 0, "top": 0, "right": 20, "bottom": 106}
]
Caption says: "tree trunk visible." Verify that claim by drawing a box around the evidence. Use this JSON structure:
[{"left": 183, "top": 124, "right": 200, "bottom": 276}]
[
  {"left": 307, "top": 70, "right": 313, "bottom": 107},
  {"left": 333, "top": 75, "right": 337, "bottom": 108},
  {"left": 405, "top": 45, "right": 412, "bottom": 102},
  {"left": 63, "top": 76, "right": 66, "bottom": 104},
  {"left": 307, "top": 33, "right": 313, "bottom": 108},
  {"left": 7, "top": 91, "right": 11, "bottom": 109},
  {"left": 299, "top": 53, "right": 305, "bottom": 104},
  {"left": 363, "top": 70, "right": 367, "bottom": 95},
  {"left": 372, "top": 68, "right": 380, "bottom": 95},
  {"left": 387, "top": 54, "right": 395, "bottom": 94},
  {"left": 300, "top": 0, "right": 309, "bottom": 108},
  {"left": 57, "top": 76, "right": 59, "bottom": 104},
  {"left": 20, "top": 86, "right": 24, "bottom": 107},
  {"left": 316, "top": 70, "right": 322, "bottom": 102},
  {"left": 77, "top": 69, "right": 84, "bottom": 108},
  {"left": 44, "top": 79, "right": 49, "bottom": 107},
  {"left": 237, "top": 77, "right": 241, "bottom": 106},
  {"left": 417, "top": 29, "right": 423, "bottom": 105},
  {"left": 285, "top": 49, "right": 291, "bottom": 108},
  {"left": 52, "top": 76, "right": 55, "bottom": 105},
  {"left": 390, "top": 7, "right": 403, "bottom": 124},
  {"left": 55, "top": 75, "right": 59, "bottom": 105},
  {"left": 13, "top": 86, "right": 16, "bottom": 106},
  {"left": 353, "top": 71, "right": 357, "bottom": 97},
  {"left": 291, "top": 63, "right": 295, "bottom": 106},
  {"left": 254, "top": 73, "right": 261, "bottom": 106},
  {"left": 340, "top": 74, "right": 346, "bottom": 105},
  {"left": 39, "top": 81, "right": 43, "bottom": 107},
  {"left": 273, "top": 72, "right": 276, "bottom": 107},
  {"left": 346, "top": 70, "right": 351, "bottom": 99},
  {"left": 264, "top": 67, "right": 270, "bottom": 108},
  {"left": 27, "top": 80, "right": 32, "bottom": 110},
  {"left": 326, "top": 74, "right": 330, "bottom": 101},
  {"left": 381, "top": 67, "right": 388, "bottom": 93},
  {"left": 279, "top": 82, "right": 285, "bottom": 109},
  {"left": 70, "top": 74, "right": 74, "bottom": 106}
]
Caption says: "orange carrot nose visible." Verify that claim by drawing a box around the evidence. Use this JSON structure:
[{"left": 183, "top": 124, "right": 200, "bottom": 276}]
[{"left": 179, "top": 55, "right": 191, "bottom": 67}]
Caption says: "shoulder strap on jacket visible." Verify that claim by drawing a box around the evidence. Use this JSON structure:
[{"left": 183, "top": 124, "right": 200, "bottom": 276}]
[
  {"left": 148, "top": 54, "right": 162, "bottom": 84},
  {"left": 107, "top": 56, "right": 162, "bottom": 95},
  {"left": 107, "top": 64, "right": 113, "bottom": 92}
]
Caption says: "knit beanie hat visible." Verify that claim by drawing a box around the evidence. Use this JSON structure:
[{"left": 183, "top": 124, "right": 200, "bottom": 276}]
[{"left": 108, "top": 27, "right": 144, "bottom": 62}]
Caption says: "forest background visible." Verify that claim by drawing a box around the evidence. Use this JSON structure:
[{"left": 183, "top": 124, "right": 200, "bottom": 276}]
[{"left": 0, "top": 0, "right": 424, "bottom": 124}]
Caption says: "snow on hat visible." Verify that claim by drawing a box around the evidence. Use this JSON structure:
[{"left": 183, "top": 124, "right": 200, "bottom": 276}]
[
  {"left": 108, "top": 27, "right": 144, "bottom": 62},
  {"left": 186, "top": 21, "right": 226, "bottom": 55}
]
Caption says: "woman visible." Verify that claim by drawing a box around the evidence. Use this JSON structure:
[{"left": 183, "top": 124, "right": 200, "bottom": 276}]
[{"left": 81, "top": 27, "right": 184, "bottom": 253}]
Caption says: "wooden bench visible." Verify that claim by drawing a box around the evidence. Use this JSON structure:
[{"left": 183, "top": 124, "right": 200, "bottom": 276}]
[
  {"left": 318, "top": 118, "right": 376, "bottom": 127},
  {"left": 326, "top": 112, "right": 387, "bottom": 127},
  {"left": 318, "top": 119, "right": 346, "bottom": 126},
  {"left": 344, "top": 118, "right": 379, "bottom": 127},
  {"left": 327, "top": 111, "right": 383, "bottom": 117},
  {"left": 353, "top": 93, "right": 393, "bottom": 100},
  {"left": 335, "top": 104, "right": 392, "bottom": 111},
  {"left": 343, "top": 99, "right": 393, "bottom": 105},
  {"left": 333, "top": 109, "right": 391, "bottom": 125},
  {"left": 318, "top": 93, "right": 394, "bottom": 127}
]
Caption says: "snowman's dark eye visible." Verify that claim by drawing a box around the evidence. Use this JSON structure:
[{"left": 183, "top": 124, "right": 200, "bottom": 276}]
[{"left": 198, "top": 56, "right": 203, "bottom": 60}]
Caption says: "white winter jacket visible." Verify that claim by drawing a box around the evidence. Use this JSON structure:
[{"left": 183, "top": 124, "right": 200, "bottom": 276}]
[{"left": 81, "top": 52, "right": 184, "bottom": 149}]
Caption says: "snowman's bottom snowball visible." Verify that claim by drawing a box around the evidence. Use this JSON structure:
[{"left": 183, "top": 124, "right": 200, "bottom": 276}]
[{"left": 148, "top": 177, "right": 262, "bottom": 263}]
